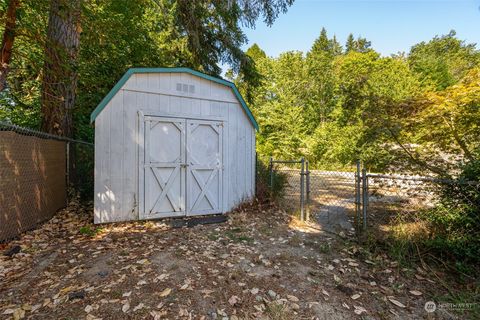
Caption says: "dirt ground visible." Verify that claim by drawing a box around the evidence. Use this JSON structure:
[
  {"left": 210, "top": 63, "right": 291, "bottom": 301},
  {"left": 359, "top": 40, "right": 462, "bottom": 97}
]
[{"left": 0, "top": 201, "right": 463, "bottom": 320}]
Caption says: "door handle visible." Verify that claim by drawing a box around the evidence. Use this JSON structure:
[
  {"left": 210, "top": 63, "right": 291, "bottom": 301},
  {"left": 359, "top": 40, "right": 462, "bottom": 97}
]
[{"left": 180, "top": 163, "right": 189, "bottom": 168}]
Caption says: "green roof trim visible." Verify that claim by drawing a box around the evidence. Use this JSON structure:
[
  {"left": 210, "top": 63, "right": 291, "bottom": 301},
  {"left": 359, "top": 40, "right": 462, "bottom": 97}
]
[{"left": 90, "top": 67, "right": 258, "bottom": 130}]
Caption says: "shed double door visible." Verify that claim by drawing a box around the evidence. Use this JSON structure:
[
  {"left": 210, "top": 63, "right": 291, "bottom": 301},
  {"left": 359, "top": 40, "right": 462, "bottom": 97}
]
[{"left": 142, "top": 116, "right": 223, "bottom": 219}]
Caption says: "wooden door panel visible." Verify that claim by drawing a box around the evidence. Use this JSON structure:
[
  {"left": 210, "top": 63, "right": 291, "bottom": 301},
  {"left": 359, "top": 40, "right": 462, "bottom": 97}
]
[
  {"left": 186, "top": 120, "right": 223, "bottom": 215},
  {"left": 143, "top": 117, "right": 186, "bottom": 218}
]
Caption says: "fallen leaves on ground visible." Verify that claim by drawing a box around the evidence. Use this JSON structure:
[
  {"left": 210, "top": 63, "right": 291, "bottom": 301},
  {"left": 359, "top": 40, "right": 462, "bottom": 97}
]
[{"left": 0, "top": 201, "right": 450, "bottom": 319}]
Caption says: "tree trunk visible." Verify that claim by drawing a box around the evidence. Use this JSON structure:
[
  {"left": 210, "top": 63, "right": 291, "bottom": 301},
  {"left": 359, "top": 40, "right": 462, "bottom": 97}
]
[
  {"left": 41, "top": 0, "right": 81, "bottom": 137},
  {"left": 0, "top": 0, "right": 20, "bottom": 92}
]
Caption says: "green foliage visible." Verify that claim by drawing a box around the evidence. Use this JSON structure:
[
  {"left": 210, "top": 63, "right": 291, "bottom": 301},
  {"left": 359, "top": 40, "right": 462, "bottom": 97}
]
[
  {"left": 0, "top": 0, "right": 49, "bottom": 128},
  {"left": 232, "top": 30, "right": 479, "bottom": 175},
  {"left": 370, "top": 157, "right": 480, "bottom": 273},
  {"left": 409, "top": 30, "right": 480, "bottom": 91},
  {"left": 309, "top": 122, "right": 363, "bottom": 169},
  {"left": 305, "top": 28, "right": 339, "bottom": 128},
  {"left": 76, "top": 0, "right": 193, "bottom": 140},
  {"left": 396, "top": 67, "right": 480, "bottom": 175},
  {"left": 79, "top": 225, "right": 102, "bottom": 237},
  {"left": 70, "top": 143, "right": 94, "bottom": 200},
  {"left": 251, "top": 50, "right": 309, "bottom": 159},
  {"left": 424, "top": 157, "right": 480, "bottom": 266},
  {"left": 345, "top": 33, "right": 371, "bottom": 53},
  {"left": 226, "top": 43, "right": 266, "bottom": 104},
  {"left": 256, "top": 157, "right": 288, "bottom": 202},
  {"left": 0, "top": 0, "right": 294, "bottom": 140}
]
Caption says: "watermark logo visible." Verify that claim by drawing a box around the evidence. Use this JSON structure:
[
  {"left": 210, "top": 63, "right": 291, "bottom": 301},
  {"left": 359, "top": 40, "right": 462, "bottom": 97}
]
[
  {"left": 424, "top": 301, "right": 437, "bottom": 313},
  {"left": 425, "top": 301, "right": 477, "bottom": 313}
]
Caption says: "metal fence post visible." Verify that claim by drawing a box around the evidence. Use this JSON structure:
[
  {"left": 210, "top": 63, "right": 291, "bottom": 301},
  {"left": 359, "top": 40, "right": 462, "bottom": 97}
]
[
  {"left": 66, "top": 141, "right": 70, "bottom": 189},
  {"left": 269, "top": 156, "right": 273, "bottom": 189},
  {"left": 305, "top": 160, "right": 310, "bottom": 221},
  {"left": 362, "top": 166, "right": 368, "bottom": 231},
  {"left": 355, "top": 160, "right": 361, "bottom": 231},
  {"left": 300, "top": 157, "right": 305, "bottom": 221},
  {"left": 254, "top": 153, "right": 257, "bottom": 196}
]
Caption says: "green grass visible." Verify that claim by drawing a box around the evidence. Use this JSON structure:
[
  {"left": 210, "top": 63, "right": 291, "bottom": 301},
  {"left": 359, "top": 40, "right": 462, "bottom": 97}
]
[
  {"left": 360, "top": 215, "right": 480, "bottom": 319},
  {"left": 79, "top": 226, "right": 102, "bottom": 237},
  {"left": 433, "top": 291, "right": 480, "bottom": 319},
  {"left": 264, "top": 302, "right": 294, "bottom": 320},
  {"left": 224, "top": 227, "right": 254, "bottom": 243},
  {"left": 207, "top": 233, "right": 220, "bottom": 241}
]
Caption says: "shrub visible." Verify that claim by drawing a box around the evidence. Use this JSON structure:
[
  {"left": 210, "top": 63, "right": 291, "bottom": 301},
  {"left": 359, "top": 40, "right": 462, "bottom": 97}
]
[
  {"left": 256, "top": 157, "right": 287, "bottom": 203},
  {"left": 70, "top": 143, "right": 94, "bottom": 201},
  {"left": 424, "top": 157, "right": 480, "bottom": 268}
]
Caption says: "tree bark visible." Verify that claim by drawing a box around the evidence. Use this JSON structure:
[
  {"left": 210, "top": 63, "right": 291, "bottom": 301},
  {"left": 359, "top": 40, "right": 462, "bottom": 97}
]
[
  {"left": 41, "top": 0, "right": 81, "bottom": 137},
  {"left": 0, "top": 0, "right": 20, "bottom": 92}
]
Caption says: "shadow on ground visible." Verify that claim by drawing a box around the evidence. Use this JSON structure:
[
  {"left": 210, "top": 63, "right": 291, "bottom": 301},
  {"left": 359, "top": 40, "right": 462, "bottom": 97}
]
[{"left": 0, "top": 201, "right": 459, "bottom": 319}]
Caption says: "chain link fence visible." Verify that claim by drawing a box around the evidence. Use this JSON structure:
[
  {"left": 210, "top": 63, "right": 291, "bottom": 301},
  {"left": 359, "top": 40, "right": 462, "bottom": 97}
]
[
  {"left": 364, "top": 172, "right": 480, "bottom": 242},
  {"left": 269, "top": 157, "right": 358, "bottom": 234},
  {"left": 269, "top": 158, "right": 307, "bottom": 218},
  {"left": 67, "top": 139, "right": 94, "bottom": 200},
  {"left": 0, "top": 121, "right": 93, "bottom": 242},
  {"left": 268, "top": 157, "right": 479, "bottom": 244},
  {"left": 308, "top": 169, "right": 357, "bottom": 232}
]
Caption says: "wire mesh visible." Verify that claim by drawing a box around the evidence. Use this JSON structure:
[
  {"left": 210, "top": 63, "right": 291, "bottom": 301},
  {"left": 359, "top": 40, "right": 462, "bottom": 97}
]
[
  {"left": 308, "top": 170, "right": 357, "bottom": 231},
  {"left": 68, "top": 141, "right": 94, "bottom": 200},
  {"left": 266, "top": 156, "right": 479, "bottom": 244},
  {"left": 271, "top": 160, "right": 303, "bottom": 213},
  {"left": 365, "top": 173, "right": 480, "bottom": 241},
  {"left": 270, "top": 158, "right": 359, "bottom": 230},
  {"left": 0, "top": 121, "right": 93, "bottom": 242}
]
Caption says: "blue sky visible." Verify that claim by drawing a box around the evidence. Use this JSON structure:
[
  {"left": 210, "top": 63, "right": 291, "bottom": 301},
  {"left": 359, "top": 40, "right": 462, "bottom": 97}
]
[{"left": 242, "top": 0, "right": 480, "bottom": 57}]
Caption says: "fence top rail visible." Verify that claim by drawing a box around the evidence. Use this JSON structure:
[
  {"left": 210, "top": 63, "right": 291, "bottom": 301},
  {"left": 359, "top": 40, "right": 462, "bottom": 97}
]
[
  {"left": 367, "top": 173, "right": 479, "bottom": 185},
  {"left": 271, "top": 160, "right": 302, "bottom": 164},
  {"left": 0, "top": 121, "right": 93, "bottom": 146}
]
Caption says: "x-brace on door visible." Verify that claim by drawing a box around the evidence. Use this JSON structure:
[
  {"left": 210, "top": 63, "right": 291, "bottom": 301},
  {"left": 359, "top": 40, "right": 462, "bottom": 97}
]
[{"left": 140, "top": 115, "right": 223, "bottom": 219}]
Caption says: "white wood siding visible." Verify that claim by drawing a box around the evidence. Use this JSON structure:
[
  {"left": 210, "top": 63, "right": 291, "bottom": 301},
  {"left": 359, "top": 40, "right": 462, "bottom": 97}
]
[{"left": 94, "top": 72, "right": 255, "bottom": 223}]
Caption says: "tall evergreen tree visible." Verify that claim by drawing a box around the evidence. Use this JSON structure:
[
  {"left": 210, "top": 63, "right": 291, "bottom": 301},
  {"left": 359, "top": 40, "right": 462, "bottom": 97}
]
[
  {"left": 306, "top": 28, "right": 337, "bottom": 126},
  {"left": 246, "top": 43, "right": 267, "bottom": 61},
  {"left": 345, "top": 34, "right": 371, "bottom": 53},
  {"left": 174, "top": 0, "right": 294, "bottom": 76},
  {"left": 345, "top": 33, "right": 355, "bottom": 53},
  {"left": 227, "top": 43, "right": 267, "bottom": 104},
  {"left": 355, "top": 36, "right": 371, "bottom": 53},
  {"left": 41, "top": 0, "right": 81, "bottom": 137},
  {"left": 330, "top": 35, "right": 343, "bottom": 55},
  {"left": 310, "top": 27, "right": 330, "bottom": 54}
]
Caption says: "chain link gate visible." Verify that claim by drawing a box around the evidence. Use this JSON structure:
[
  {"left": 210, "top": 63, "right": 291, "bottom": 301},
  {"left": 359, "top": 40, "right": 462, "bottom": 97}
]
[
  {"left": 268, "top": 156, "right": 479, "bottom": 240},
  {"left": 269, "top": 157, "right": 365, "bottom": 234},
  {"left": 308, "top": 164, "right": 359, "bottom": 233}
]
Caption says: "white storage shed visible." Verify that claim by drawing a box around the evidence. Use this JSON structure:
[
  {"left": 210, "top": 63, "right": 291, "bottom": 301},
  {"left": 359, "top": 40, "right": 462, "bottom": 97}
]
[{"left": 91, "top": 67, "right": 258, "bottom": 223}]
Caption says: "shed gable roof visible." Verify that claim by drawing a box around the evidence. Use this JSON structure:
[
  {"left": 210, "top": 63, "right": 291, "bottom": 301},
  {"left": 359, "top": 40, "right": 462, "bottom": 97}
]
[{"left": 90, "top": 67, "right": 258, "bottom": 130}]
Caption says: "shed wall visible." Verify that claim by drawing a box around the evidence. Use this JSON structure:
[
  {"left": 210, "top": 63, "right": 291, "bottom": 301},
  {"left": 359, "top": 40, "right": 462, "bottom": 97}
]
[{"left": 94, "top": 73, "right": 255, "bottom": 223}]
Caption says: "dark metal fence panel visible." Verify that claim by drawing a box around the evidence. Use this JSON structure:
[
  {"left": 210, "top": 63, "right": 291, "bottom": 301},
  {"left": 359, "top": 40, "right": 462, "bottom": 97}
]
[
  {"left": 0, "top": 122, "right": 93, "bottom": 242},
  {"left": 0, "top": 129, "right": 66, "bottom": 242}
]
